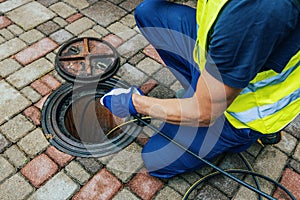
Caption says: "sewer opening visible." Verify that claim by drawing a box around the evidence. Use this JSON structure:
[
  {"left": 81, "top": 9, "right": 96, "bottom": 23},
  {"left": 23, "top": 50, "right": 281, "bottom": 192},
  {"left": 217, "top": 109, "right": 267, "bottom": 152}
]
[{"left": 63, "top": 95, "right": 123, "bottom": 144}]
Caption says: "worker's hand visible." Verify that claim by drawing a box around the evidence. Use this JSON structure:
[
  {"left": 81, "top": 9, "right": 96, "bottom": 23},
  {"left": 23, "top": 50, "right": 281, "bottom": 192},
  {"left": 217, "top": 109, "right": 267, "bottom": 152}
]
[{"left": 100, "top": 86, "right": 143, "bottom": 118}]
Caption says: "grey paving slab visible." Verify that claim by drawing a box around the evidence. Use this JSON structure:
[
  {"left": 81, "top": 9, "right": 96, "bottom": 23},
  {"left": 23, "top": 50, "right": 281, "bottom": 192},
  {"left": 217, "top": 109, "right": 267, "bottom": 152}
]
[
  {"left": 7, "top": 2, "right": 56, "bottom": 30},
  {"left": 274, "top": 131, "right": 297, "bottom": 155},
  {"left": 82, "top": 1, "right": 127, "bottom": 27},
  {"left": 76, "top": 157, "right": 103, "bottom": 174},
  {"left": 4, "top": 145, "right": 27, "bottom": 169},
  {"left": 113, "top": 188, "right": 140, "bottom": 200},
  {"left": 0, "top": 29, "right": 14, "bottom": 40},
  {"left": 17, "top": 128, "right": 49, "bottom": 157},
  {"left": 117, "top": 63, "right": 148, "bottom": 86},
  {"left": 50, "top": 29, "right": 74, "bottom": 44},
  {"left": 108, "top": 22, "right": 137, "bottom": 41},
  {"left": 6, "top": 58, "right": 54, "bottom": 89},
  {"left": 21, "top": 86, "right": 42, "bottom": 103},
  {"left": 107, "top": 142, "right": 144, "bottom": 183},
  {"left": 154, "top": 68, "right": 177, "bottom": 87},
  {"left": 148, "top": 85, "right": 176, "bottom": 99},
  {"left": 64, "top": 0, "right": 90, "bottom": 10},
  {"left": 0, "top": 58, "right": 22, "bottom": 78},
  {"left": 284, "top": 115, "right": 300, "bottom": 139},
  {"left": 195, "top": 185, "right": 229, "bottom": 200},
  {"left": 120, "top": 0, "right": 143, "bottom": 12},
  {"left": 37, "top": 21, "right": 60, "bottom": 36},
  {"left": 65, "top": 17, "right": 95, "bottom": 35},
  {"left": 53, "top": 17, "right": 68, "bottom": 27},
  {"left": 120, "top": 14, "right": 137, "bottom": 28},
  {"left": 0, "top": 173, "right": 33, "bottom": 200},
  {"left": 0, "top": 114, "right": 35, "bottom": 143},
  {"left": 137, "top": 57, "right": 162, "bottom": 76},
  {"left": 0, "top": 133, "right": 10, "bottom": 153},
  {"left": 117, "top": 34, "right": 149, "bottom": 58},
  {"left": 0, "top": 38, "right": 26, "bottom": 61},
  {"left": 0, "top": 0, "right": 32, "bottom": 13},
  {"left": 19, "top": 29, "right": 45, "bottom": 45},
  {"left": 7, "top": 24, "right": 24, "bottom": 36},
  {"left": 294, "top": 143, "right": 300, "bottom": 162},
  {"left": 79, "top": 29, "right": 102, "bottom": 38},
  {"left": 0, "top": 156, "right": 15, "bottom": 183},
  {"left": 0, "top": 80, "right": 31, "bottom": 125},
  {"left": 154, "top": 186, "right": 182, "bottom": 200},
  {"left": 37, "top": 0, "right": 59, "bottom": 7},
  {"left": 65, "top": 161, "right": 91, "bottom": 185},
  {"left": 93, "top": 25, "right": 109, "bottom": 37},
  {"left": 168, "top": 176, "right": 190, "bottom": 196},
  {"left": 28, "top": 172, "right": 78, "bottom": 200},
  {"left": 49, "top": 2, "right": 77, "bottom": 19}
]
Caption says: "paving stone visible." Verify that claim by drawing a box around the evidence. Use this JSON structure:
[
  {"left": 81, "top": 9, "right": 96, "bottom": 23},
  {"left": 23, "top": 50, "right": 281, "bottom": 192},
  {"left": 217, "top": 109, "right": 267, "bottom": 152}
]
[
  {"left": 73, "top": 168, "right": 122, "bottom": 200},
  {"left": 154, "top": 186, "right": 182, "bottom": 200},
  {"left": 117, "top": 34, "right": 149, "bottom": 58},
  {"left": 28, "top": 172, "right": 78, "bottom": 200},
  {"left": 93, "top": 25, "right": 109, "bottom": 37},
  {"left": 120, "top": 0, "right": 143, "bottom": 12},
  {"left": 41, "top": 74, "right": 61, "bottom": 90},
  {"left": 7, "top": 58, "right": 54, "bottom": 89},
  {"left": 195, "top": 185, "right": 229, "bottom": 200},
  {"left": 137, "top": 57, "right": 162, "bottom": 76},
  {"left": 103, "top": 34, "right": 124, "bottom": 48},
  {"left": 0, "top": 28, "right": 14, "bottom": 40},
  {"left": 274, "top": 131, "right": 297, "bottom": 155},
  {"left": 82, "top": 1, "right": 127, "bottom": 27},
  {"left": 117, "top": 63, "right": 148, "bottom": 86},
  {"left": 120, "top": 14, "right": 136, "bottom": 28},
  {"left": 79, "top": 29, "right": 102, "bottom": 38},
  {"left": 128, "top": 169, "right": 164, "bottom": 200},
  {"left": 7, "top": 2, "right": 56, "bottom": 30},
  {"left": 17, "top": 128, "right": 49, "bottom": 157},
  {"left": 148, "top": 85, "right": 176, "bottom": 99},
  {"left": 65, "top": 17, "right": 95, "bottom": 35},
  {"left": 294, "top": 143, "right": 300, "bottom": 162},
  {"left": 0, "top": 0, "right": 31, "bottom": 13},
  {"left": 97, "top": 154, "right": 115, "bottom": 165},
  {"left": 50, "top": 29, "right": 74, "bottom": 44},
  {"left": 37, "top": 21, "right": 60, "bottom": 36},
  {"left": 21, "top": 154, "right": 58, "bottom": 188},
  {"left": 113, "top": 188, "right": 140, "bottom": 200},
  {"left": 0, "top": 173, "right": 33, "bottom": 200},
  {"left": 34, "top": 93, "right": 50, "bottom": 110},
  {"left": 143, "top": 45, "right": 165, "bottom": 65},
  {"left": 76, "top": 157, "right": 102, "bottom": 174},
  {"left": 107, "top": 143, "right": 144, "bottom": 182},
  {"left": 154, "top": 67, "right": 177, "bottom": 86},
  {"left": 15, "top": 37, "right": 58, "bottom": 65},
  {"left": 0, "top": 38, "right": 26, "bottom": 61},
  {"left": 23, "top": 106, "right": 41, "bottom": 125},
  {"left": 129, "top": 52, "right": 146, "bottom": 66},
  {"left": 53, "top": 17, "right": 68, "bottom": 27},
  {"left": 233, "top": 146, "right": 288, "bottom": 199},
  {"left": 30, "top": 79, "right": 52, "bottom": 96},
  {"left": 65, "top": 161, "right": 91, "bottom": 185},
  {"left": 0, "top": 81, "right": 31, "bottom": 125},
  {"left": 0, "top": 156, "right": 15, "bottom": 183},
  {"left": 19, "top": 29, "right": 44, "bottom": 45},
  {"left": 180, "top": 171, "right": 201, "bottom": 185},
  {"left": 7, "top": 24, "right": 23, "bottom": 35},
  {"left": 273, "top": 168, "right": 300, "bottom": 200},
  {"left": 37, "top": 0, "right": 59, "bottom": 7},
  {"left": 0, "top": 114, "right": 34, "bottom": 143},
  {"left": 0, "top": 16, "right": 12, "bottom": 29},
  {"left": 0, "top": 59, "right": 23, "bottom": 78},
  {"left": 0, "top": 133, "right": 10, "bottom": 153},
  {"left": 0, "top": 35, "right": 5, "bottom": 44},
  {"left": 66, "top": 13, "right": 83, "bottom": 23},
  {"left": 290, "top": 159, "right": 300, "bottom": 174},
  {"left": 245, "top": 142, "right": 262, "bottom": 157},
  {"left": 21, "top": 86, "right": 42, "bottom": 103},
  {"left": 140, "top": 79, "right": 158, "bottom": 95},
  {"left": 171, "top": 80, "right": 184, "bottom": 93},
  {"left": 45, "top": 146, "right": 74, "bottom": 167},
  {"left": 284, "top": 114, "right": 300, "bottom": 139},
  {"left": 168, "top": 176, "right": 190, "bottom": 195},
  {"left": 4, "top": 145, "right": 27, "bottom": 169},
  {"left": 50, "top": 2, "right": 77, "bottom": 19},
  {"left": 108, "top": 22, "right": 136, "bottom": 41},
  {"left": 64, "top": 0, "right": 90, "bottom": 10}
]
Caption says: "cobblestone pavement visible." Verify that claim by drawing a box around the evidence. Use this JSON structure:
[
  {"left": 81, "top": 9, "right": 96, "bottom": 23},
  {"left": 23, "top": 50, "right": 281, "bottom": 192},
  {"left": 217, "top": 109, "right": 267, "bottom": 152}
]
[{"left": 0, "top": 0, "right": 299, "bottom": 199}]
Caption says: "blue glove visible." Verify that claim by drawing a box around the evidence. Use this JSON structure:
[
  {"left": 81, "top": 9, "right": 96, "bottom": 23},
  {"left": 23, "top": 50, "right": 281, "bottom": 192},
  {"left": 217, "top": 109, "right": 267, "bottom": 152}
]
[{"left": 100, "top": 86, "right": 143, "bottom": 118}]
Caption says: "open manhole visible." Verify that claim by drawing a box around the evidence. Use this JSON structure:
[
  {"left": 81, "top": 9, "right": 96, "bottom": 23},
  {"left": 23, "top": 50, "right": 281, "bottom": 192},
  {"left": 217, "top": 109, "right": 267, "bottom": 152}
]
[{"left": 42, "top": 38, "right": 142, "bottom": 157}]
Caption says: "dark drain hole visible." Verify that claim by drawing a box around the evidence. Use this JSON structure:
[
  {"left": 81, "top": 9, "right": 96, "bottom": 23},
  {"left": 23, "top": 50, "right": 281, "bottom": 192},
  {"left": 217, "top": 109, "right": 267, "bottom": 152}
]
[{"left": 63, "top": 96, "right": 124, "bottom": 144}]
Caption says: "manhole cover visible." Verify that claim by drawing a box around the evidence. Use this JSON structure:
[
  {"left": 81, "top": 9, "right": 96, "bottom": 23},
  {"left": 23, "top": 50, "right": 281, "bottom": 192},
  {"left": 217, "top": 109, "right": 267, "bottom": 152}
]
[{"left": 42, "top": 38, "right": 142, "bottom": 157}]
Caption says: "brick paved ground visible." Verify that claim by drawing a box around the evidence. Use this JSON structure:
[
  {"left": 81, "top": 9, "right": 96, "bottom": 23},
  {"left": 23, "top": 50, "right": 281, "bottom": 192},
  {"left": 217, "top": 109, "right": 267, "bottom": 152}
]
[{"left": 0, "top": 0, "right": 299, "bottom": 199}]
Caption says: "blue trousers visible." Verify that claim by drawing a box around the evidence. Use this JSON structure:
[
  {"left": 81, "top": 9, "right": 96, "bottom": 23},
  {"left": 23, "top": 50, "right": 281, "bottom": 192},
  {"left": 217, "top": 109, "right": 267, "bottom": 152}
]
[{"left": 135, "top": 0, "right": 261, "bottom": 179}]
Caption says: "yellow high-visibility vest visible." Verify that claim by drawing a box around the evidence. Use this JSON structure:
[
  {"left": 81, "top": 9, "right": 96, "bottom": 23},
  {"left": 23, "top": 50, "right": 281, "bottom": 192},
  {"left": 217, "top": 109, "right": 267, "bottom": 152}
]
[{"left": 194, "top": 0, "right": 300, "bottom": 134}]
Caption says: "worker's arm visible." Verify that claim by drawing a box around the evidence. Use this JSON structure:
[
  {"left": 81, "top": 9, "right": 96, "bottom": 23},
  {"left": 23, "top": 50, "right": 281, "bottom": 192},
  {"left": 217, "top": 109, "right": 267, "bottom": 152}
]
[{"left": 132, "top": 69, "right": 242, "bottom": 126}]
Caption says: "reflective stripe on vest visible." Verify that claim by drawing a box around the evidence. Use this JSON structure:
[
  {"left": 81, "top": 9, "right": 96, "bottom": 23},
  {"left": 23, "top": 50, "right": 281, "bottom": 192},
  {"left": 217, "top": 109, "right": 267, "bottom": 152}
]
[{"left": 194, "top": 0, "right": 300, "bottom": 134}]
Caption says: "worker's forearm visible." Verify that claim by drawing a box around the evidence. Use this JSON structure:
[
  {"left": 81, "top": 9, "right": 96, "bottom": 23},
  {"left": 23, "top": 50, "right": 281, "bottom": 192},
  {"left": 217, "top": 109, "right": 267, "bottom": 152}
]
[{"left": 132, "top": 94, "right": 212, "bottom": 126}]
